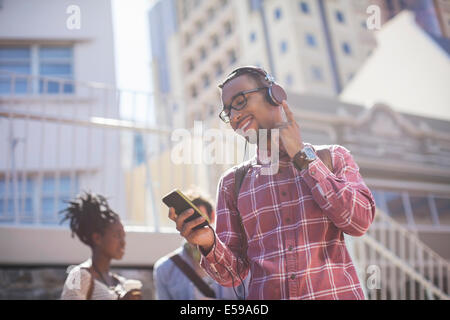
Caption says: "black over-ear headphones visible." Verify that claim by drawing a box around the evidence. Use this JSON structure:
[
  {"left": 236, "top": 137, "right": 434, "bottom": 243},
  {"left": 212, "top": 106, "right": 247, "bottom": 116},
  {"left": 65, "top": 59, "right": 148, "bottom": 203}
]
[{"left": 225, "top": 66, "right": 287, "bottom": 106}]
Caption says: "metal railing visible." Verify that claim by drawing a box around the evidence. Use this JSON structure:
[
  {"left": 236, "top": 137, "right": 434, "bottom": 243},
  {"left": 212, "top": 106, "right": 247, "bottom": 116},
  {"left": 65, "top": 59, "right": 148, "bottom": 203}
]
[
  {"left": 0, "top": 71, "right": 210, "bottom": 230},
  {"left": 353, "top": 209, "right": 450, "bottom": 299}
]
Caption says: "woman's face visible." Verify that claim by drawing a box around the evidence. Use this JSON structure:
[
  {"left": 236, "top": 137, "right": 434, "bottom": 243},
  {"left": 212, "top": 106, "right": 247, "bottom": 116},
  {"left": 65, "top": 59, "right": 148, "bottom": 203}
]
[{"left": 93, "top": 220, "right": 126, "bottom": 260}]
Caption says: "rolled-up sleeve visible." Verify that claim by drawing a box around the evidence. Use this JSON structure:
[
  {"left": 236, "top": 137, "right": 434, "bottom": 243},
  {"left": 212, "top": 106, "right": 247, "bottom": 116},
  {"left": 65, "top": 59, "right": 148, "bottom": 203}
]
[
  {"left": 200, "top": 171, "right": 250, "bottom": 287},
  {"left": 299, "top": 145, "right": 376, "bottom": 237}
]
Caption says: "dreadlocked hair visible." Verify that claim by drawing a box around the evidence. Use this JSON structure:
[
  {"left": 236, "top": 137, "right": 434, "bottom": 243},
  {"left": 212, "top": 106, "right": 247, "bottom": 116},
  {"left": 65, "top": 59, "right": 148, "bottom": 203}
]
[{"left": 59, "top": 191, "right": 120, "bottom": 247}]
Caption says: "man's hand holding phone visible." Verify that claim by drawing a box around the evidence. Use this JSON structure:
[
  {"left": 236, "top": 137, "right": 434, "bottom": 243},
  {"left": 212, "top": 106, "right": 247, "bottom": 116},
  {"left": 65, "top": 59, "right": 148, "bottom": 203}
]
[{"left": 168, "top": 207, "right": 215, "bottom": 255}]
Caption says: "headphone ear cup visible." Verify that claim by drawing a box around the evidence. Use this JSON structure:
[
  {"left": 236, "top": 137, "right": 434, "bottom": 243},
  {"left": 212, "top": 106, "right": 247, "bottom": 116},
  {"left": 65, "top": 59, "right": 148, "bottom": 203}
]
[
  {"left": 268, "top": 84, "right": 287, "bottom": 106},
  {"left": 265, "top": 87, "right": 277, "bottom": 106}
]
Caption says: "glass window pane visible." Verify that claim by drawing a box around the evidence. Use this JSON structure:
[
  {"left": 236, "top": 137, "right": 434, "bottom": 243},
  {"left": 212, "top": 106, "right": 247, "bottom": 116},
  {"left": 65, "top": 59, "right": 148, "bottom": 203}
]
[
  {"left": 274, "top": 8, "right": 282, "bottom": 20},
  {"left": 300, "top": 2, "right": 309, "bottom": 14},
  {"left": 0, "top": 77, "right": 28, "bottom": 94},
  {"left": 0, "top": 47, "right": 30, "bottom": 59},
  {"left": 306, "top": 34, "right": 316, "bottom": 47},
  {"left": 19, "top": 198, "right": 34, "bottom": 223},
  {"left": 42, "top": 177, "right": 55, "bottom": 194},
  {"left": 342, "top": 42, "right": 352, "bottom": 55},
  {"left": 39, "top": 63, "right": 72, "bottom": 76},
  {"left": 311, "top": 66, "right": 323, "bottom": 81},
  {"left": 39, "top": 47, "right": 72, "bottom": 59},
  {"left": 336, "top": 11, "right": 345, "bottom": 23},
  {"left": 0, "top": 62, "right": 31, "bottom": 74},
  {"left": 23, "top": 198, "right": 33, "bottom": 214},
  {"left": 59, "top": 176, "right": 72, "bottom": 194},
  {"left": 16, "top": 178, "right": 34, "bottom": 195},
  {"left": 41, "top": 197, "right": 55, "bottom": 220},
  {"left": 0, "top": 199, "right": 13, "bottom": 215},
  {"left": 435, "top": 197, "right": 450, "bottom": 225},
  {"left": 409, "top": 194, "right": 434, "bottom": 225},
  {"left": 0, "top": 179, "right": 5, "bottom": 194},
  {"left": 384, "top": 191, "right": 408, "bottom": 224},
  {"left": 372, "top": 189, "right": 387, "bottom": 212},
  {"left": 0, "top": 61, "right": 31, "bottom": 94}
]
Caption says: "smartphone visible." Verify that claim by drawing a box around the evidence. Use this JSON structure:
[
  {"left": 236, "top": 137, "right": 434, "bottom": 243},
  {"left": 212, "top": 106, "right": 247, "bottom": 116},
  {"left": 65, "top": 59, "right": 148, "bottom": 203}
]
[{"left": 162, "top": 189, "right": 210, "bottom": 230}]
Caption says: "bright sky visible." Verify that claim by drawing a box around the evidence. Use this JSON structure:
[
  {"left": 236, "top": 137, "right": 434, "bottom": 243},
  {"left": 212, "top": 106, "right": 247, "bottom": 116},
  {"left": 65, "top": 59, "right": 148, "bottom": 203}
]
[
  {"left": 111, "top": 0, "right": 155, "bottom": 123},
  {"left": 112, "top": 0, "right": 153, "bottom": 92}
]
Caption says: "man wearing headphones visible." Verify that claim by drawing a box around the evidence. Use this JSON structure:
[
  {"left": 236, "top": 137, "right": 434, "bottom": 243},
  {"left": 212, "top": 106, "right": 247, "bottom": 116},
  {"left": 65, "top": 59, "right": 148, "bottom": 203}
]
[{"left": 169, "top": 66, "right": 376, "bottom": 300}]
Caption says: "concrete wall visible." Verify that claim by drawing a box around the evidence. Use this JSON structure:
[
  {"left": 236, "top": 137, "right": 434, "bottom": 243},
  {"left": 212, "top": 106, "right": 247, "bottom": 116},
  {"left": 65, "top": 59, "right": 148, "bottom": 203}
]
[
  {"left": 0, "top": 225, "right": 182, "bottom": 266},
  {"left": 0, "top": 0, "right": 116, "bottom": 85}
]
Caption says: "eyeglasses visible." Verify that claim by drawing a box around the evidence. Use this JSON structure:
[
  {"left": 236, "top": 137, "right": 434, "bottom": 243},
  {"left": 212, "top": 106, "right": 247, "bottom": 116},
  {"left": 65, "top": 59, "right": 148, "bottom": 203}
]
[{"left": 219, "top": 87, "right": 267, "bottom": 123}]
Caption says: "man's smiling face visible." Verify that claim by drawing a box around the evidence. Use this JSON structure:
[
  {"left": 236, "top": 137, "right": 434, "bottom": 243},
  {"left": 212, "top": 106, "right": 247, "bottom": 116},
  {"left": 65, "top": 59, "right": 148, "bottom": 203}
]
[{"left": 221, "top": 74, "right": 280, "bottom": 141}]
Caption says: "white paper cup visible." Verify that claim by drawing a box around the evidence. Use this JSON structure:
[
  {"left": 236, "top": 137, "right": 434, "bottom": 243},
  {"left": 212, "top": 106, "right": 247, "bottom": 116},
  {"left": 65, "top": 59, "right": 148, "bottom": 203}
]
[{"left": 123, "top": 279, "right": 143, "bottom": 292}]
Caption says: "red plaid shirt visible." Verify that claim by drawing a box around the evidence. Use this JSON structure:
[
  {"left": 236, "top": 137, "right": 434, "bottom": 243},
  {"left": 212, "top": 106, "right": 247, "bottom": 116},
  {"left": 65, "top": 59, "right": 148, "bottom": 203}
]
[{"left": 200, "top": 143, "right": 376, "bottom": 300}]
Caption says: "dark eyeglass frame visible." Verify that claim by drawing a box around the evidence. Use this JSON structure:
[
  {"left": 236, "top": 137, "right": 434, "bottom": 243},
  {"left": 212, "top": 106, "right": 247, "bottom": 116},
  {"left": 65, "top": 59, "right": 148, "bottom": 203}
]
[{"left": 219, "top": 87, "right": 268, "bottom": 123}]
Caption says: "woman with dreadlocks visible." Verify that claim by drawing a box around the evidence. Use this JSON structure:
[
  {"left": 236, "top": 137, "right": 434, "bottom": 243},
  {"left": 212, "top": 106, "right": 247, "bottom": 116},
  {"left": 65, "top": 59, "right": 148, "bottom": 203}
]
[{"left": 60, "top": 192, "right": 142, "bottom": 300}]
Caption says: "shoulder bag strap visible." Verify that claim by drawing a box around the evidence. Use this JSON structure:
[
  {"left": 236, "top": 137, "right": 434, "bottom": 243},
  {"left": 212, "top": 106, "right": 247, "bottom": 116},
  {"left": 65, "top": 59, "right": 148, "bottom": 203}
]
[
  {"left": 170, "top": 254, "right": 216, "bottom": 299},
  {"left": 81, "top": 268, "right": 95, "bottom": 300},
  {"left": 233, "top": 161, "right": 252, "bottom": 266}
]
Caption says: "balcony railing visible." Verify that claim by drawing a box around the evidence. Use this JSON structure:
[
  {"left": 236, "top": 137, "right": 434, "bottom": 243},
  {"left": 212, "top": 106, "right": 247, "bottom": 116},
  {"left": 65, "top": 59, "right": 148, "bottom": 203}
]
[
  {"left": 0, "top": 71, "right": 212, "bottom": 231},
  {"left": 353, "top": 209, "right": 450, "bottom": 299}
]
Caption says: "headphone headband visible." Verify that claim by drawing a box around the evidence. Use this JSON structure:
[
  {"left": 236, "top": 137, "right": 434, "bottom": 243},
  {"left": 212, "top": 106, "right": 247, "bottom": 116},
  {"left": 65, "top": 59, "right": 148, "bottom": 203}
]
[
  {"left": 227, "top": 66, "right": 275, "bottom": 84},
  {"left": 220, "top": 65, "right": 287, "bottom": 107}
]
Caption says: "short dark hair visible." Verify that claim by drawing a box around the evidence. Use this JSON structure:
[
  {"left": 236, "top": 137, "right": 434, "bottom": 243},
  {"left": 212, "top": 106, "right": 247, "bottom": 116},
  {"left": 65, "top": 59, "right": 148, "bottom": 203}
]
[
  {"left": 218, "top": 66, "right": 268, "bottom": 90},
  {"left": 184, "top": 187, "right": 214, "bottom": 218},
  {"left": 59, "top": 191, "right": 120, "bottom": 247}
]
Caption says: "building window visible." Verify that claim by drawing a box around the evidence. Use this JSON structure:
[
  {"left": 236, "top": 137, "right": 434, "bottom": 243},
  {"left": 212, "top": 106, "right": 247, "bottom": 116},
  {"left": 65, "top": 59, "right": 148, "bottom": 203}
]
[
  {"left": 372, "top": 189, "right": 450, "bottom": 228},
  {"left": 336, "top": 10, "right": 345, "bottom": 23},
  {"left": 228, "top": 50, "right": 237, "bottom": 65},
  {"left": 133, "top": 133, "right": 146, "bottom": 166},
  {"left": 285, "top": 74, "right": 294, "bottom": 86},
  {"left": 274, "top": 8, "right": 282, "bottom": 20},
  {"left": 306, "top": 33, "right": 317, "bottom": 47},
  {"left": 184, "top": 33, "right": 192, "bottom": 46},
  {"left": 224, "top": 21, "right": 233, "bottom": 36},
  {"left": 202, "top": 74, "right": 210, "bottom": 88},
  {"left": 342, "top": 42, "right": 352, "bottom": 55},
  {"left": 385, "top": 191, "right": 409, "bottom": 225},
  {"left": 200, "top": 47, "right": 207, "bottom": 61},
  {"left": 0, "top": 47, "right": 31, "bottom": 94},
  {"left": 187, "top": 59, "right": 195, "bottom": 72},
  {"left": 207, "top": 7, "right": 215, "bottom": 21},
  {"left": 191, "top": 85, "right": 197, "bottom": 98},
  {"left": 250, "top": 32, "right": 257, "bottom": 43},
  {"left": 38, "top": 47, "right": 74, "bottom": 94},
  {"left": 0, "top": 177, "right": 34, "bottom": 224},
  {"left": 0, "top": 174, "right": 78, "bottom": 225},
  {"left": 215, "top": 62, "right": 223, "bottom": 77},
  {"left": 435, "top": 197, "right": 450, "bottom": 225},
  {"left": 299, "top": 1, "right": 309, "bottom": 14},
  {"left": 0, "top": 45, "right": 74, "bottom": 95},
  {"left": 409, "top": 193, "right": 436, "bottom": 226},
  {"left": 211, "top": 34, "right": 219, "bottom": 48},
  {"left": 280, "top": 41, "right": 288, "bottom": 54},
  {"left": 311, "top": 66, "right": 323, "bottom": 81},
  {"left": 195, "top": 20, "right": 204, "bottom": 34}
]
